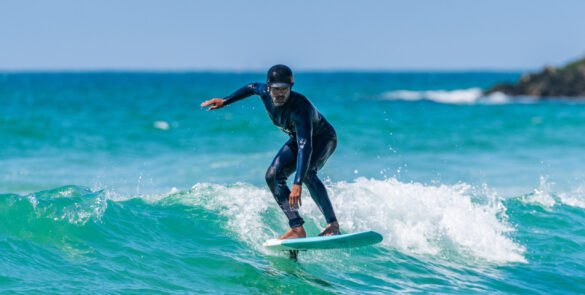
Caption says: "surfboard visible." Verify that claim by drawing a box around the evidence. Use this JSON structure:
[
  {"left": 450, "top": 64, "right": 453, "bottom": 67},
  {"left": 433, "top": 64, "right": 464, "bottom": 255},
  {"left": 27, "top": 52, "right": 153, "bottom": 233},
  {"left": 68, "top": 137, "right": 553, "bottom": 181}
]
[{"left": 263, "top": 231, "right": 383, "bottom": 251}]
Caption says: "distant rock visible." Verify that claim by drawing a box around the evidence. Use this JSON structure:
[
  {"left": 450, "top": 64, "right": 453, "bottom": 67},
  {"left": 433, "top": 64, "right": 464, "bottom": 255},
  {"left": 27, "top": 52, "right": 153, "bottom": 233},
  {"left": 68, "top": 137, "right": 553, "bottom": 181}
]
[{"left": 485, "top": 56, "right": 585, "bottom": 98}]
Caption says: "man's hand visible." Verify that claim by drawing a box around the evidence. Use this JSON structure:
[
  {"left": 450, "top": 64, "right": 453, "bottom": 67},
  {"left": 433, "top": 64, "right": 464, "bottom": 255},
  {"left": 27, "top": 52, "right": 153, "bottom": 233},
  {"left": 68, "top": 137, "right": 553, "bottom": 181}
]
[
  {"left": 201, "top": 98, "right": 225, "bottom": 111},
  {"left": 289, "top": 184, "right": 302, "bottom": 209}
]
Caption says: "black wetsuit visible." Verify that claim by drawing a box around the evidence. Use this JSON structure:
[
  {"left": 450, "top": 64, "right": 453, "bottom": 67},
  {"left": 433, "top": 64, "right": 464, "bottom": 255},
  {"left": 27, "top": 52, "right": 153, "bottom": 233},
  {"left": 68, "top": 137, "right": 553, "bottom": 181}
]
[{"left": 223, "top": 83, "right": 337, "bottom": 228}]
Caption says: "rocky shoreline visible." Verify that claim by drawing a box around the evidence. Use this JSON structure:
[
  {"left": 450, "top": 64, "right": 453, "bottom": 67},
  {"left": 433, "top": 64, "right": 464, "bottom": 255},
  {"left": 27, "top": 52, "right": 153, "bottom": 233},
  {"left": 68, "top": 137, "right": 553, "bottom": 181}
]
[{"left": 485, "top": 56, "right": 585, "bottom": 99}]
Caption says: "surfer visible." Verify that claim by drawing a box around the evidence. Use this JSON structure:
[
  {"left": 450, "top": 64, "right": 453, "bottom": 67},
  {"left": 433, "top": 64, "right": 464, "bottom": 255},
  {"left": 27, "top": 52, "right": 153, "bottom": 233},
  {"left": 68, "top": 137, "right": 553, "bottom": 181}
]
[{"left": 201, "top": 65, "right": 340, "bottom": 239}]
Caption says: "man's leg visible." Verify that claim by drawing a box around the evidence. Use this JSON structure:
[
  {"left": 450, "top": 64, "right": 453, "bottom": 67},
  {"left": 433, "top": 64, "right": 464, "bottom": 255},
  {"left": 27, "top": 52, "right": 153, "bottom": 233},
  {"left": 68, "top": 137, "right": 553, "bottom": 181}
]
[
  {"left": 265, "top": 139, "right": 306, "bottom": 239},
  {"left": 302, "top": 135, "right": 340, "bottom": 236},
  {"left": 303, "top": 171, "right": 337, "bottom": 224}
]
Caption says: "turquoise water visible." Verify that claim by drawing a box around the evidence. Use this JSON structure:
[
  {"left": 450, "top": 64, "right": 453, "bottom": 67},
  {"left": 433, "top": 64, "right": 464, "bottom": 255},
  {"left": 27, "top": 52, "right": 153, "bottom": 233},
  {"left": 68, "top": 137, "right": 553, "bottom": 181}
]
[{"left": 2, "top": 72, "right": 585, "bottom": 293}]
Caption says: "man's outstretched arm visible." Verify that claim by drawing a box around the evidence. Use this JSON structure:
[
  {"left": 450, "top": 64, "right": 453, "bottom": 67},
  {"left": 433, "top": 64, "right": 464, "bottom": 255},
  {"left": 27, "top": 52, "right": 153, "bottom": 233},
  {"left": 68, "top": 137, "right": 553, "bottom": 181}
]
[{"left": 201, "top": 83, "right": 260, "bottom": 111}]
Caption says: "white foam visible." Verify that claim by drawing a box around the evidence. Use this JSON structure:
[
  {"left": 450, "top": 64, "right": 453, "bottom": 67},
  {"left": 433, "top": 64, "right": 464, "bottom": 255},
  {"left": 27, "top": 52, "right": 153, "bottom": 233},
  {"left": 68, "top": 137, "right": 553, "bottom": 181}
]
[
  {"left": 514, "top": 177, "right": 585, "bottom": 209},
  {"left": 518, "top": 176, "right": 557, "bottom": 209},
  {"left": 159, "top": 179, "right": 526, "bottom": 264},
  {"left": 321, "top": 178, "right": 525, "bottom": 263},
  {"left": 520, "top": 189, "right": 557, "bottom": 209},
  {"left": 382, "top": 88, "right": 511, "bottom": 105},
  {"left": 153, "top": 121, "right": 170, "bottom": 130},
  {"left": 559, "top": 192, "right": 585, "bottom": 209},
  {"left": 559, "top": 183, "right": 585, "bottom": 209},
  {"left": 482, "top": 91, "right": 511, "bottom": 104}
]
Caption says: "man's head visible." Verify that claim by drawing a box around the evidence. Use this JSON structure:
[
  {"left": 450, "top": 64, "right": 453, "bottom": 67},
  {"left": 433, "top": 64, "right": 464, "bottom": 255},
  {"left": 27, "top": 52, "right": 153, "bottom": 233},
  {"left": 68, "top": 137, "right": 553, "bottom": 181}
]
[{"left": 267, "top": 64, "right": 294, "bottom": 107}]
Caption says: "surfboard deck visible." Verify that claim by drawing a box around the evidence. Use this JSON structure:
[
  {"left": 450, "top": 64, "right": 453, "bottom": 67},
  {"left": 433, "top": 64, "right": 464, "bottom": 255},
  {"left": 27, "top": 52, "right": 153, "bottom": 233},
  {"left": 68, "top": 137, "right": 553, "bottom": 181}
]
[{"left": 263, "top": 231, "right": 383, "bottom": 251}]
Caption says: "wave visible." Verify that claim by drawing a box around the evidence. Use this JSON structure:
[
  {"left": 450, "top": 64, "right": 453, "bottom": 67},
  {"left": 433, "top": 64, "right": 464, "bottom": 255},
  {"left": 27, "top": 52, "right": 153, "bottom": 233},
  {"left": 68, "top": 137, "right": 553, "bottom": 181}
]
[
  {"left": 1, "top": 185, "right": 108, "bottom": 226},
  {"left": 14, "top": 179, "right": 585, "bottom": 292},
  {"left": 382, "top": 88, "right": 511, "bottom": 104},
  {"left": 1, "top": 179, "right": 526, "bottom": 264},
  {"left": 160, "top": 178, "right": 526, "bottom": 264}
]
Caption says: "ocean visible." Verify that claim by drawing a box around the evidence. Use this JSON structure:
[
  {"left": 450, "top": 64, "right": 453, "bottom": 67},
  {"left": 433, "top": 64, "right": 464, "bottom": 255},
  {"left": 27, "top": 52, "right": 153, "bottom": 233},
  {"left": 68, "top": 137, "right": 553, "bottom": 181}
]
[{"left": 1, "top": 72, "right": 585, "bottom": 294}]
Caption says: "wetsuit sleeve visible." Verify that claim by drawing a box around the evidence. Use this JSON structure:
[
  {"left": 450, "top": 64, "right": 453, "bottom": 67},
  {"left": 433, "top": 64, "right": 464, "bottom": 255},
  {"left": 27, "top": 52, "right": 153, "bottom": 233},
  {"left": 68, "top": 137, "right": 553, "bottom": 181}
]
[
  {"left": 222, "top": 83, "right": 263, "bottom": 106},
  {"left": 292, "top": 108, "right": 314, "bottom": 185}
]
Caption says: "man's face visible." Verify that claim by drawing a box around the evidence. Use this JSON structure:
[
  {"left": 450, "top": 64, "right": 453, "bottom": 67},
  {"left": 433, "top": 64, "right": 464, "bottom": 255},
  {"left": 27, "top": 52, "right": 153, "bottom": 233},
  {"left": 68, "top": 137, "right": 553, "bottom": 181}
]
[{"left": 269, "top": 86, "right": 291, "bottom": 107}]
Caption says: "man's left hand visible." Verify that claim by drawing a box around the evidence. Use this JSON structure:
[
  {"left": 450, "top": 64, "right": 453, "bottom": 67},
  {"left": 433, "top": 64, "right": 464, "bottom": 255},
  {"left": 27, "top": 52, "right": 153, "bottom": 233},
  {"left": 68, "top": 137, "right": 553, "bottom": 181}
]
[
  {"left": 289, "top": 184, "right": 302, "bottom": 209},
  {"left": 201, "top": 98, "right": 225, "bottom": 111}
]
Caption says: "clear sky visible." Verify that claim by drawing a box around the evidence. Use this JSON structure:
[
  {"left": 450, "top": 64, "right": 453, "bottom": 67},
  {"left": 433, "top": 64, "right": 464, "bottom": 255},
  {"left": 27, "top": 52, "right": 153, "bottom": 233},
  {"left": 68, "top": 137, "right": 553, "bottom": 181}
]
[{"left": 1, "top": 0, "right": 585, "bottom": 71}]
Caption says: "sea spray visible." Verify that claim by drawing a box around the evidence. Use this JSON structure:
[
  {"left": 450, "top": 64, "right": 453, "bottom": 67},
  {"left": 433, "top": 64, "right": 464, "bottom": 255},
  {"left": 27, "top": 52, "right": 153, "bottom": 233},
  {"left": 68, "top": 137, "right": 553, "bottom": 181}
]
[{"left": 320, "top": 178, "right": 525, "bottom": 263}]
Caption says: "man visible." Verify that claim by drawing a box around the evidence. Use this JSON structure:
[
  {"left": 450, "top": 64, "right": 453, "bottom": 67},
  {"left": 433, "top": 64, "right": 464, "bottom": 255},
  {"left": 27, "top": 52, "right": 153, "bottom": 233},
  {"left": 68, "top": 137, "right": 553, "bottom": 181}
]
[{"left": 201, "top": 64, "right": 340, "bottom": 239}]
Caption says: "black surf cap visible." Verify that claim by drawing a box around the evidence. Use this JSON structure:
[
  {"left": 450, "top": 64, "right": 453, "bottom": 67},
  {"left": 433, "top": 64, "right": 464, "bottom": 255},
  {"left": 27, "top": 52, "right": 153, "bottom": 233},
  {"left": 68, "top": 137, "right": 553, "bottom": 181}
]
[{"left": 267, "top": 64, "right": 294, "bottom": 87}]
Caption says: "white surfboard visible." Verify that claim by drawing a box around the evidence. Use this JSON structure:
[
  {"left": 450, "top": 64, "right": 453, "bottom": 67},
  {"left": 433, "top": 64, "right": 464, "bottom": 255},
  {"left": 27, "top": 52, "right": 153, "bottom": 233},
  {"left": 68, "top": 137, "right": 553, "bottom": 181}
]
[{"left": 263, "top": 231, "right": 383, "bottom": 251}]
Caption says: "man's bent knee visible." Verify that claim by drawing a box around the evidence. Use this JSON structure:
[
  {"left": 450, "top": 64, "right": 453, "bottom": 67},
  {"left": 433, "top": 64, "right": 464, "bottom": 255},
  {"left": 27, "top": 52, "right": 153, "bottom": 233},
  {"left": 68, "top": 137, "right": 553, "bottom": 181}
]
[{"left": 265, "top": 166, "right": 277, "bottom": 185}]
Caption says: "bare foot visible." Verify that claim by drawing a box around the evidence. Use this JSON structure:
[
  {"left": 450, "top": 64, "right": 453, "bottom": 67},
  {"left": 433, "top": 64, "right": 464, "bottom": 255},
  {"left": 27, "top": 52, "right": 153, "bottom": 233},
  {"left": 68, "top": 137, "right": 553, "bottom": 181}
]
[
  {"left": 278, "top": 226, "right": 306, "bottom": 240},
  {"left": 319, "top": 221, "right": 341, "bottom": 236}
]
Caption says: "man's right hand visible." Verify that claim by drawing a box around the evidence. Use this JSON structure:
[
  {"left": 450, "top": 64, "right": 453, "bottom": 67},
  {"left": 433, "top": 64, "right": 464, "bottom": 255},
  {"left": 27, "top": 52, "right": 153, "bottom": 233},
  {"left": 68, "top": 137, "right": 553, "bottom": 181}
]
[{"left": 201, "top": 98, "right": 225, "bottom": 111}]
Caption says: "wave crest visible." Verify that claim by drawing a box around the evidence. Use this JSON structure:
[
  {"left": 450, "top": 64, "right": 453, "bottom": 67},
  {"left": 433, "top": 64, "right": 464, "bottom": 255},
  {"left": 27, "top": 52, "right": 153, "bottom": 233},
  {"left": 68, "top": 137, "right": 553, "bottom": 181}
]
[
  {"left": 324, "top": 178, "right": 525, "bottom": 263},
  {"left": 163, "top": 178, "right": 526, "bottom": 264},
  {"left": 1, "top": 181, "right": 526, "bottom": 264}
]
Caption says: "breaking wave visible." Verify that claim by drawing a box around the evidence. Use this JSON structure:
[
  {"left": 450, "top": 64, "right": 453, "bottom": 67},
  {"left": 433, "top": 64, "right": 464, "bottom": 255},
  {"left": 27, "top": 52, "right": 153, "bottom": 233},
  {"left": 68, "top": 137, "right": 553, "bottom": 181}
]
[{"left": 382, "top": 88, "right": 510, "bottom": 104}]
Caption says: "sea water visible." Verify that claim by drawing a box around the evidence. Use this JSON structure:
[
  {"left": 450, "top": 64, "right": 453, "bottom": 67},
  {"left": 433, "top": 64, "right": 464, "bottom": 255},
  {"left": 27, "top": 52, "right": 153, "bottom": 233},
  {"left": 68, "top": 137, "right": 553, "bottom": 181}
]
[{"left": 1, "top": 72, "right": 585, "bottom": 293}]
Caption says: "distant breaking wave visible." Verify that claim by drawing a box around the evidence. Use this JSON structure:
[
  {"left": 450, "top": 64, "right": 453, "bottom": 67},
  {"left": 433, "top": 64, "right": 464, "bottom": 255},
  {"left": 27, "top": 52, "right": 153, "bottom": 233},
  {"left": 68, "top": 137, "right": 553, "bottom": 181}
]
[{"left": 382, "top": 88, "right": 510, "bottom": 104}]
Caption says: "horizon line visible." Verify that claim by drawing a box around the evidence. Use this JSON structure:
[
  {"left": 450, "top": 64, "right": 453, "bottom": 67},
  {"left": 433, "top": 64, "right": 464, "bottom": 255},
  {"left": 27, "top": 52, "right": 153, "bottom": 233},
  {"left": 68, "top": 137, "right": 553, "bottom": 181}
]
[{"left": 0, "top": 67, "right": 533, "bottom": 74}]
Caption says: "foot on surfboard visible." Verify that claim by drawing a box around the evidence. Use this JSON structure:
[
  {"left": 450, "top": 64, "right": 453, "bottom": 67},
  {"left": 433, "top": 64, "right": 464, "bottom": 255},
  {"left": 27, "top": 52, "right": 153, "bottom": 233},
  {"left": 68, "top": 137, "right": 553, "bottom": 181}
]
[
  {"left": 319, "top": 221, "right": 341, "bottom": 236},
  {"left": 278, "top": 226, "right": 306, "bottom": 240}
]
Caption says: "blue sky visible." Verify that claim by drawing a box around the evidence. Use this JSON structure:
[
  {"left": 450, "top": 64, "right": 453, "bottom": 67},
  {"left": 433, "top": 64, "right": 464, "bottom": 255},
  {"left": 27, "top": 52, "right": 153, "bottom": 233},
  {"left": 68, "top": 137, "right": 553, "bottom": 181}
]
[{"left": 1, "top": 0, "right": 585, "bottom": 71}]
